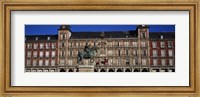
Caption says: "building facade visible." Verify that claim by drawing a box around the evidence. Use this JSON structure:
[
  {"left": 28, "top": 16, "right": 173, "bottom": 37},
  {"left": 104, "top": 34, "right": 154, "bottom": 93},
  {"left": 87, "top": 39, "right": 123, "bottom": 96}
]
[{"left": 25, "top": 25, "right": 175, "bottom": 72}]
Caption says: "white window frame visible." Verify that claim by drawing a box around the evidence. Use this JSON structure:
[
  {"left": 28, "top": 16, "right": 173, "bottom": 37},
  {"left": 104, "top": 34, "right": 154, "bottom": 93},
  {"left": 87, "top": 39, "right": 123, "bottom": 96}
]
[
  {"left": 27, "top": 51, "right": 31, "bottom": 57},
  {"left": 45, "top": 60, "right": 49, "bottom": 66},
  {"left": 33, "top": 51, "right": 37, "bottom": 57},
  {"left": 168, "top": 50, "right": 173, "bottom": 57},
  {"left": 40, "top": 43, "right": 44, "bottom": 49},
  {"left": 169, "top": 59, "right": 173, "bottom": 66},
  {"left": 33, "top": 43, "right": 38, "bottom": 49},
  {"left": 142, "top": 59, "right": 146, "bottom": 65},
  {"left": 153, "top": 59, "right": 157, "bottom": 66},
  {"left": 161, "top": 59, "right": 166, "bottom": 66},
  {"left": 26, "top": 60, "right": 31, "bottom": 66},
  {"left": 52, "top": 51, "right": 56, "bottom": 57},
  {"left": 152, "top": 42, "right": 157, "bottom": 48},
  {"left": 39, "top": 51, "right": 44, "bottom": 57},
  {"left": 39, "top": 60, "right": 43, "bottom": 66},
  {"left": 51, "top": 60, "right": 56, "bottom": 66},
  {"left": 161, "top": 50, "right": 166, "bottom": 57},
  {"left": 160, "top": 41, "right": 165, "bottom": 48},
  {"left": 46, "top": 51, "right": 49, "bottom": 57},
  {"left": 33, "top": 60, "right": 37, "bottom": 66},
  {"left": 153, "top": 50, "right": 157, "bottom": 57}
]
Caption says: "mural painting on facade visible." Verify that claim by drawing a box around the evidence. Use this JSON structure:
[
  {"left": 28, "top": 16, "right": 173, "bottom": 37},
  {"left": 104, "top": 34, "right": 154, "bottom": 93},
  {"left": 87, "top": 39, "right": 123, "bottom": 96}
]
[{"left": 25, "top": 25, "right": 175, "bottom": 72}]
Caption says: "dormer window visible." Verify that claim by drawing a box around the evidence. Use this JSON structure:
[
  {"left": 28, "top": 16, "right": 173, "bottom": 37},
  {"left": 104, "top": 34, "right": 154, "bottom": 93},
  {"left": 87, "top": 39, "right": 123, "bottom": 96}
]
[
  {"left": 47, "top": 37, "right": 50, "bottom": 40},
  {"left": 160, "top": 35, "right": 163, "bottom": 39}
]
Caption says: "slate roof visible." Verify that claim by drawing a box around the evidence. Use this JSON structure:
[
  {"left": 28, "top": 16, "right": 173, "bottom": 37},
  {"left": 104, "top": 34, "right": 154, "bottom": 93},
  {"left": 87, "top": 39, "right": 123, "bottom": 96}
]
[
  {"left": 25, "top": 35, "right": 58, "bottom": 41},
  {"left": 149, "top": 32, "right": 175, "bottom": 40},
  {"left": 70, "top": 30, "right": 138, "bottom": 39},
  {"left": 25, "top": 31, "right": 175, "bottom": 41}
]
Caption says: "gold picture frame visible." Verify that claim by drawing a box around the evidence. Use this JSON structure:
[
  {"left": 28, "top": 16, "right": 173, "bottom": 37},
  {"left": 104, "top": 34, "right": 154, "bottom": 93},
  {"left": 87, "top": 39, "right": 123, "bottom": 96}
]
[{"left": 0, "top": 0, "right": 199, "bottom": 97}]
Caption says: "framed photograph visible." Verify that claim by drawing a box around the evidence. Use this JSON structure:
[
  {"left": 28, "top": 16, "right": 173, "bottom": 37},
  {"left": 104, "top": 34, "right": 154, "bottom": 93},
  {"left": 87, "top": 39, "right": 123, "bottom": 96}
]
[{"left": 0, "top": 0, "right": 199, "bottom": 97}]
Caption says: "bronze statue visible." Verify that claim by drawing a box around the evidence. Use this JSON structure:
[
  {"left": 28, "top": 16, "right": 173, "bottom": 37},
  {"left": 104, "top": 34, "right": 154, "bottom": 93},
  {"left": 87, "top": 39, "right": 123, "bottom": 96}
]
[{"left": 77, "top": 43, "right": 98, "bottom": 64}]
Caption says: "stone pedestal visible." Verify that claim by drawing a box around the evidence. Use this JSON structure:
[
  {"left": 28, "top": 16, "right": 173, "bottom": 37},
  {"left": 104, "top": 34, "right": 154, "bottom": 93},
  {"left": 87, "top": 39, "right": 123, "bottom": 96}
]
[{"left": 78, "top": 65, "right": 94, "bottom": 72}]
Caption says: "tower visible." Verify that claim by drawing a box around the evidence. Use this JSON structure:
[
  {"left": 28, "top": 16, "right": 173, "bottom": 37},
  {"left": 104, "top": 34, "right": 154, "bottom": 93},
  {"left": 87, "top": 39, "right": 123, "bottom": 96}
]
[
  {"left": 137, "top": 25, "right": 149, "bottom": 71},
  {"left": 58, "top": 25, "right": 71, "bottom": 71}
]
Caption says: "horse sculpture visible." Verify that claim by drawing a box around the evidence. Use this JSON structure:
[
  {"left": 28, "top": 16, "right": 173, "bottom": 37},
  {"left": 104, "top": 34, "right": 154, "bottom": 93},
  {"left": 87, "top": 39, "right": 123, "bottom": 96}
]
[{"left": 77, "top": 43, "right": 98, "bottom": 65}]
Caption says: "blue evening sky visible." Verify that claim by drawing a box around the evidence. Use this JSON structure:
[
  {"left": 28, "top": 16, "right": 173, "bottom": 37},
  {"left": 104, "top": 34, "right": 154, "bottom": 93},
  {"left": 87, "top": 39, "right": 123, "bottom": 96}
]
[{"left": 25, "top": 25, "right": 175, "bottom": 35}]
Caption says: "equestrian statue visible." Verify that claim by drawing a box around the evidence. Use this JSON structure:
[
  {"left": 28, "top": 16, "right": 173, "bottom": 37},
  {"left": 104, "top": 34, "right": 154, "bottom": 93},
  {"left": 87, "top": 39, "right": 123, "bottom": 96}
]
[{"left": 77, "top": 43, "right": 98, "bottom": 64}]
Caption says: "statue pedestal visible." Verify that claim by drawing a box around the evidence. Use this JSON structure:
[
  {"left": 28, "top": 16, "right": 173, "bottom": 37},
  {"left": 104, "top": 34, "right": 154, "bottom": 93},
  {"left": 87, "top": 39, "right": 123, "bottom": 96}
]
[{"left": 78, "top": 65, "right": 94, "bottom": 72}]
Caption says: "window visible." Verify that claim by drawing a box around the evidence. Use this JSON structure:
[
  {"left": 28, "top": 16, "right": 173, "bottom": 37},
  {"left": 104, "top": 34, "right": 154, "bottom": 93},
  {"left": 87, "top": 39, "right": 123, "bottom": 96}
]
[
  {"left": 69, "top": 51, "right": 72, "bottom": 56},
  {"left": 141, "top": 33, "right": 146, "bottom": 38},
  {"left": 153, "top": 59, "right": 157, "bottom": 66},
  {"left": 61, "top": 42, "right": 65, "bottom": 48},
  {"left": 60, "top": 60, "right": 65, "bottom": 65},
  {"left": 160, "top": 35, "right": 164, "bottom": 39},
  {"left": 141, "top": 42, "right": 146, "bottom": 47},
  {"left": 40, "top": 43, "right": 44, "bottom": 49},
  {"left": 60, "top": 51, "right": 65, "bottom": 57},
  {"left": 161, "top": 59, "right": 166, "bottom": 66},
  {"left": 142, "top": 50, "right": 147, "bottom": 56},
  {"left": 117, "top": 42, "right": 120, "bottom": 47},
  {"left": 108, "top": 50, "right": 112, "bottom": 56},
  {"left": 142, "top": 59, "right": 146, "bottom": 65},
  {"left": 33, "top": 60, "right": 37, "bottom": 66},
  {"left": 126, "top": 59, "right": 130, "bottom": 65},
  {"left": 52, "top": 51, "right": 56, "bottom": 57},
  {"left": 39, "top": 60, "right": 43, "bottom": 66},
  {"left": 63, "top": 34, "right": 66, "bottom": 40},
  {"left": 27, "top": 43, "right": 32, "bottom": 49},
  {"left": 117, "top": 58, "right": 121, "bottom": 65},
  {"left": 160, "top": 42, "right": 165, "bottom": 48},
  {"left": 76, "top": 42, "right": 79, "bottom": 47},
  {"left": 61, "top": 34, "right": 66, "bottom": 40},
  {"left": 135, "top": 59, "right": 138, "bottom": 65},
  {"left": 52, "top": 43, "right": 56, "bottom": 49},
  {"left": 51, "top": 60, "right": 55, "bottom": 66},
  {"left": 33, "top": 43, "right": 38, "bottom": 49},
  {"left": 168, "top": 41, "right": 173, "bottom": 48},
  {"left": 26, "top": 60, "right": 31, "bottom": 66},
  {"left": 161, "top": 50, "right": 166, "bottom": 57},
  {"left": 46, "top": 43, "right": 50, "bottom": 49},
  {"left": 118, "top": 50, "right": 121, "bottom": 56},
  {"left": 33, "top": 51, "right": 37, "bottom": 57},
  {"left": 126, "top": 50, "right": 128, "bottom": 56},
  {"left": 132, "top": 41, "right": 137, "bottom": 47},
  {"left": 45, "top": 60, "right": 49, "bottom": 66},
  {"left": 125, "top": 41, "right": 129, "bottom": 47},
  {"left": 47, "top": 37, "right": 50, "bottom": 40},
  {"left": 152, "top": 42, "right": 157, "bottom": 48},
  {"left": 46, "top": 51, "right": 49, "bottom": 57},
  {"left": 27, "top": 51, "right": 31, "bottom": 57},
  {"left": 169, "top": 59, "right": 173, "bottom": 65},
  {"left": 168, "top": 50, "right": 173, "bottom": 56},
  {"left": 39, "top": 51, "right": 43, "bottom": 57},
  {"left": 153, "top": 50, "right": 157, "bottom": 57},
  {"left": 134, "top": 50, "right": 137, "bottom": 56},
  {"left": 68, "top": 60, "right": 72, "bottom": 65}
]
